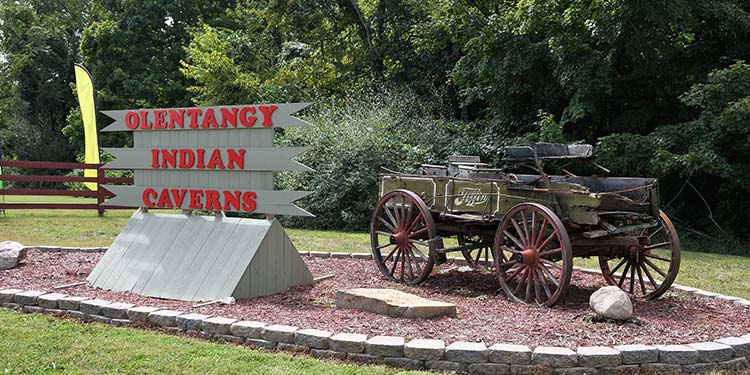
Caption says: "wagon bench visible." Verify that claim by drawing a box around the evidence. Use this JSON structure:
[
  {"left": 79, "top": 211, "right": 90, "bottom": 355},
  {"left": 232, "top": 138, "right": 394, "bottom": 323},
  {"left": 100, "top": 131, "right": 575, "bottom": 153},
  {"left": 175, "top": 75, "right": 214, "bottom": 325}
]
[{"left": 370, "top": 143, "right": 680, "bottom": 307}]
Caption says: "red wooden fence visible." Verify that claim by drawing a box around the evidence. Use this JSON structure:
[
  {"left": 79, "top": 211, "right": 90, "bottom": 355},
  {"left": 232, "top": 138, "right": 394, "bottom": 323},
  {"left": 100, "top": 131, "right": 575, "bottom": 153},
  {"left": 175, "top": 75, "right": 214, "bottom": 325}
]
[{"left": 0, "top": 160, "right": 135, "bottom": 216}]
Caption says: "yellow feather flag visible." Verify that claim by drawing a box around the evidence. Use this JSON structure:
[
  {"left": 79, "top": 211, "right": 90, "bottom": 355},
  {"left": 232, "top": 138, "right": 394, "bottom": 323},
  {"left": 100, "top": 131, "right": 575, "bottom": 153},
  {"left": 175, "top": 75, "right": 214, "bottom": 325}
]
[{"left": 74, "top": 64, "right": 99, "bottom": 191}]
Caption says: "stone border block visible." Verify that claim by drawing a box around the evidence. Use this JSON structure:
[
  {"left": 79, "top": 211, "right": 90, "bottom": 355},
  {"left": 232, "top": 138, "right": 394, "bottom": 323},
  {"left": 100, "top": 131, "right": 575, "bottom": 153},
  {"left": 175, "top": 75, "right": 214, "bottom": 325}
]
[
  {"left": 0, "top": 289, "right": 23, "bottom": 303},
  {"left": 329, "top": 333, "right": 367, "bottom": 353},
  {"left": 330, "top": 252, "right": 352, "bottom": 258},
  {"left": 366, "top": 335, "right": 405, "bottom": 357},
  {"left": 425, "top": 360, "right": 466, "bottom": 373},
  {"left": 308, "top": 251, "right": 331, "bottom": 258},
  {"left": 533, "top": 346, "right": 578, "bottom": 368},
  {"left": 379, "top": 357, "right": 423, "bottom": 370},
  {"left": 202, "top": 317, "right": 237, "bottom": 336},
  {"left": 22, "top": 305, "right": 44, "bottom": 314},
  {"left": 613, "top": 344, "right": 658, "bottom": 364},
  {"left": 351, "top": 253, "right": 373, "bottom": 260},
  {"left": 245, "top": 338, "right": 277, "bottom": 349},
  {"left": 58, "top": 296, "right": 90, "bottom": 311},
  {"left": 658, "top": 345, "right": 699, "bottom": 364},
  {"left": 640, "top": 362, "right": 681, "bottom": 373},
  {"left": 687, "top": 342, "right": 733, "bottom": 362},
  {"left": 467, "top": 363, "right": 510, "bottom": 374},
  {"left": 404, "top": 339, "right": 445, "bottom": 361},
  {"left": 79, "top": 299, "right": 110, "bottom": 316},
  {"left": 715, "top": 336, "right": 750, "bottom": 358},
  {"left": 100, "top": 302, "right": 134, "bottom": 319},
  {"left": 230, "top": 321, "right": 267, "bottom": 339},
  {"left": 261, "top": 324, "right": 298, "bottom": 343},
  {"left": 14, "top": 290, "right": 47, "bottom": 306},
  {"left": 147, "top": 309, "right": 182, "bottom": 327},
  {"left": 294, "top": 328, "right": 332, "bottom": 349},
  {"left": 577, "top": 346, "right": 621, "bottom": 367},
  {"left": 310, "top": 349, "right": 347, "bottom": 360},
  {"left": 38, "top": 293, "right": 67, "bottom": 309},
  {"left": 445, "top": 341, "right": 488, "bottom": 363},
  {"left": 127, "top": 306, "right": 161, "bottom": 322},
  {"left": 176, "top": 313, "right": 210, "bottom": 331},
  {"left": 489, "top": 343, "right": 532, "bottom": 365}
]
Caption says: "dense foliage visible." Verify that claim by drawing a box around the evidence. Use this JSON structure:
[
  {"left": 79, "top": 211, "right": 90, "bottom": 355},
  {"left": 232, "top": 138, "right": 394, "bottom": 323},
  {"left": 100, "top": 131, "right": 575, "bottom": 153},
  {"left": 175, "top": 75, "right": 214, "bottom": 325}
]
[{"left": 1, "top": 0, "right": 750, "bottom": 242}]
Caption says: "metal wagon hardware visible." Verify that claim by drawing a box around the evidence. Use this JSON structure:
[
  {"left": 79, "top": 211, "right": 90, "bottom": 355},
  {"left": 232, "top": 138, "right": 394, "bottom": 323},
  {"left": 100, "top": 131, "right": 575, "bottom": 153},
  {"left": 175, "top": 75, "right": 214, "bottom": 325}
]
[{"left": 370, "top": 143, "right": 680, "bottom": 307}]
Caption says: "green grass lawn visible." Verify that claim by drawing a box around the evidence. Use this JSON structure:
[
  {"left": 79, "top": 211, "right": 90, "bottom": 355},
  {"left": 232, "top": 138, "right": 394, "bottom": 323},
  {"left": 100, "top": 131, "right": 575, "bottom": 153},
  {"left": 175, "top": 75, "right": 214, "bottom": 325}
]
[
  {"left": 1, "top": 196, "right": 749, "bottom": 299},
  {"left": 0, "top": 309, "right": 426, "bottom": 374}
]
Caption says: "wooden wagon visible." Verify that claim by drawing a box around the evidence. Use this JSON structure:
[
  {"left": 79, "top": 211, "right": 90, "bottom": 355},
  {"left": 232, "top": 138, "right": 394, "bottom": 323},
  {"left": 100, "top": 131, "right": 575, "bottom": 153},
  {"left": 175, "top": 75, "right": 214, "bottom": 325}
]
[{"left": 370, "top": 143, "right": 680, "bottom": 307}]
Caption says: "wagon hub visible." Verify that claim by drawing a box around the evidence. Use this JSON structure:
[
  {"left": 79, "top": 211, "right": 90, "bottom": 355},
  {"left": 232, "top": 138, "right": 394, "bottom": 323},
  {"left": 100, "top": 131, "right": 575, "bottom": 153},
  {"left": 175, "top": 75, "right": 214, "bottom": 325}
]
[
  {"left": 390, "top": 231, "right": 410, "bottom": 248},
  {"left": 516, "top": 248, "right": 539, "bottom": 266}
]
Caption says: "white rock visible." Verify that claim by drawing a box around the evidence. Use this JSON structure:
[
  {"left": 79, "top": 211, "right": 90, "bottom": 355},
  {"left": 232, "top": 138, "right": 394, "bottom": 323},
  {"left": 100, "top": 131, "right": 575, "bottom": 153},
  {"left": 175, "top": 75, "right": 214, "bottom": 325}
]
[
  {"left": 589, "top": 286, "right": 633, "bottom": 320},
  {"left": 0, "top": 241, "right": 26, "bottom": 270}
]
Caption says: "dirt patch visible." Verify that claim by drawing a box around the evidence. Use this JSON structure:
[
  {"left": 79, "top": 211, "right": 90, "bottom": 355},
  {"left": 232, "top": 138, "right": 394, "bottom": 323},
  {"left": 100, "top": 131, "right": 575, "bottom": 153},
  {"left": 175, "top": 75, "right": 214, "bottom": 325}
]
[{"left": 1, "top": 249, "right": 748, "bottom": 348}]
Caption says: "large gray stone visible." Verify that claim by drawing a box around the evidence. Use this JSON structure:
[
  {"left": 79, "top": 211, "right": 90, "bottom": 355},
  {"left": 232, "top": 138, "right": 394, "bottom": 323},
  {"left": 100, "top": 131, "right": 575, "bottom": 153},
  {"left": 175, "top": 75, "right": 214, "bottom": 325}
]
[
  {"left": 489, "top": 343, "right": 532, "bottom": 365},
  {"left": 294, "top": 328, "right": 332, "bottom": 349},
  {"left": 148, "top": 310, "right": 182, "bottom": 327},
  {"left": 533, "top": 346, "right": 578, "bottom": 368},
  {"left": 405, "top": 339, "right": 445, "bottom": 361},
  {"left": 38, "top": 293, "right": 67, "bottom": 309},
  {"left": 639, "top": 363, "right": 681, "bottom": 374},
  {"left": 366, "top": 335, "right": 405, "bottom": 357},
  {"left": 58, "top": 296, "right": 90, "bottom": 311},
  {"left": 14, "top": 290, "right": 47, "bottom": 306},
  {"left": 79, "top": 299, "right": 111, "bottom": 316},
  {"left": 687, "top": 342, "right": 733, "bottom": 362},
  {"left": 589, "top": 286, "right": 632, "bottom": 320},
  {"left": 336, "top": 288, "right": 456, "bottom": 319},
  {"left": 379, "top": 357, "right": 423, "bottom": 370},
  {"left": 176, "top": 313, "right": 210, "bottom": 331},
  {"left": 658, "top": 345, "right": 699, "bottom": 364},
  {"left": 0, "top": 289, "right": 23, "bottom": 303},
  {"left": 230, "top": 321, "right": 267, "bottom": 339},
  {"left": 425, "top": 360, "right": 467, "bottom": 373},
  {"left": 613, "top": 344, "right": 658, "bottom": 364},
  {"left": 100, "top": 302, "right": 135, "bottom": 319},
  {"left": 467, "top": 363, "right": 510, "bottom": 374},
  {"left": 0, "top": 241, "right": 26, "bottom": 269},
  {"left": 445, "top": 341, "right": 488, "bottom": 363},
  {"left": 127, "top": 306, "right": 161, "bottom": 322},
  {"left": 715, "top": 336, "right": 750, "bottom": 357},
  {"left": 202, "top": 317, "right": 237, "bottom": 336},
  {"left": 577, "top": 346, "right": 621, "bottom": 367},
  {"left": 329, "top": 333, "right": 367, "bottom": 353},
  {"left": 553, "top": 368, "right": 597, "bottom": 375},
  {"left": 261, "top": 324, "right": 298, "bottom": 343}
]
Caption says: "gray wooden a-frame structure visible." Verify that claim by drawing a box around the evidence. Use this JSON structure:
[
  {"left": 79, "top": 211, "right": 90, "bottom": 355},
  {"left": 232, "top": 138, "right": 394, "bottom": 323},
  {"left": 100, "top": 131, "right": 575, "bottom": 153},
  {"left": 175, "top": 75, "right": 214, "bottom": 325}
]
[{"left": 87, "top": 211, "right": 313, "bottom": 301}]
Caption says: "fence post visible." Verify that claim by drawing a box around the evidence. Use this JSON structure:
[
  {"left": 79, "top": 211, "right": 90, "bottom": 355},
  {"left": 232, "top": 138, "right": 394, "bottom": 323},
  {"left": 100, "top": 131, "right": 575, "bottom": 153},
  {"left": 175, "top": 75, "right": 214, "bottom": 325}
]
[{"left": 97, "top": 166, "right": 105, "bottom": 216}]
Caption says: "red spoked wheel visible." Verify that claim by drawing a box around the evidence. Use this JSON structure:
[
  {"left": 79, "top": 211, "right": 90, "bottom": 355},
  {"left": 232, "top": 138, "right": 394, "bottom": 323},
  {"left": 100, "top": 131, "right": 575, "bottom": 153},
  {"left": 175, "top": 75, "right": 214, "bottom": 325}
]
[
  {"left": 493, "top": 203, "right": 573, "bottom": 307},
  {"left": 370, "top": 189, "right": 436, "bottom": 285},
  {"left": 598, "top": 210, "right": 681, "bottom": 299},
  {"left": 458, "top": 234, "right": 495, "bottom": 270}
]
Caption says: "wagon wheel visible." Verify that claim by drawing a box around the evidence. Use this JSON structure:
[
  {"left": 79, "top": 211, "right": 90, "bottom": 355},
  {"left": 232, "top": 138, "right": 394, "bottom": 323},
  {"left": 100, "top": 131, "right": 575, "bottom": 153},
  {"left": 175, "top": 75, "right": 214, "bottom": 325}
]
[
  {"left": 492, "top": 203, "right": 573, "bottom": 307},
  {"left": 598, "top": 210, "right": 681, "bottom": 299},
  {"left": 370, "top": 189, "right": 436, "bottom": 285},
  {"left": 458, "top": 234, "right": 495, "bottom": 270}
]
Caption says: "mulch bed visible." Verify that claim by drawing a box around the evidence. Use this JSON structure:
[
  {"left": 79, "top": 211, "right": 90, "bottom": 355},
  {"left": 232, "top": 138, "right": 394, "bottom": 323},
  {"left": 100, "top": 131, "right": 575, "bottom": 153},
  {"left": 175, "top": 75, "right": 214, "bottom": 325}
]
[{"left": 2, "top": 249, "right": 749, "bottom": 348}]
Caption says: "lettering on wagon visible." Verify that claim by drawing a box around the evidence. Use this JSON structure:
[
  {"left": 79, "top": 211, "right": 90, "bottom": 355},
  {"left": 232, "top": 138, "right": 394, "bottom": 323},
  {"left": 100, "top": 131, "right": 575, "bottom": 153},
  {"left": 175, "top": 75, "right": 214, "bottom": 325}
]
[{"left": 454, "top": 187, "right": 490, "bottom": 207}]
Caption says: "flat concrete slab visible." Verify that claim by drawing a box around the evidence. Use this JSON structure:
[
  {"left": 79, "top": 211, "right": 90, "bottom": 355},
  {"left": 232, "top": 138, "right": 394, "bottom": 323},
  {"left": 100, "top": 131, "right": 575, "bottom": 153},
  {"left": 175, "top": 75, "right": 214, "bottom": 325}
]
[{"left": 336, "top": 288, "right": 456, "bottom": 319}]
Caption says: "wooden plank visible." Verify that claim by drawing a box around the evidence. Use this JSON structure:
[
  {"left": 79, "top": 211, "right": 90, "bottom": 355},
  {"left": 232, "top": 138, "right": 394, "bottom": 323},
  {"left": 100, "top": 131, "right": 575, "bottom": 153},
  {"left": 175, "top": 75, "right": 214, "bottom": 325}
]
[
  {"left": 0, "top": 160, "right": 102, "bottom": 169},
  {"left": 87, "top": 210, "right": 148, "bottom": 285},
  {"left": 0, "top": 189, "right": 100, "bottom": 197},
  {"left": 0, "top": 203, "right": 100, "bottom": 210},
  {"left": 181, "top": 219, "right": 267, "bottom": 300},
  {"left": 197, "top": 219, "right": 269, "bottom": 300}
]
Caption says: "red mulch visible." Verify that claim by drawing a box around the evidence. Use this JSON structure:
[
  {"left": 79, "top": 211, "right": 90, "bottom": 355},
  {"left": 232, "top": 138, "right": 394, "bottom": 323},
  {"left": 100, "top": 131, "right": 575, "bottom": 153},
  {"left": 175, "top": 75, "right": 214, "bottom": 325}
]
[{"left": 1, "top": 249, "right": 748, "bottom": 348}]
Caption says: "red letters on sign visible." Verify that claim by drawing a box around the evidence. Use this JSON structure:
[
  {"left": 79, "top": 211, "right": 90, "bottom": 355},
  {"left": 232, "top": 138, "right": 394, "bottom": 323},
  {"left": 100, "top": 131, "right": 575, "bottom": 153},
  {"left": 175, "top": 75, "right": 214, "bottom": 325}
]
[
  {"left": 140, "top": 188, "right": 258, "bottom": 213},
  {"left": 122, "top": 105, "right": 283, "bottom": 131}
]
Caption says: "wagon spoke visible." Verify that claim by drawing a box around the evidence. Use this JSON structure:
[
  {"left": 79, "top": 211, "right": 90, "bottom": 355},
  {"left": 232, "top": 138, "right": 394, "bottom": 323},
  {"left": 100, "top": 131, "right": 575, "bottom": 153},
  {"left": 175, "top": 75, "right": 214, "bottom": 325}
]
[
  {"left": 629, "top": 261, "right": 636, "bottom": 294},
  {"left": 530, "top": 211, "right": 537, "bottom": 248},
  {"left": 533, "top": 269, "right": 542, "bottom": 304},
  {"left": 538, "top": 268, "right": 552, "bottom": 300},
  {"left": 541, "top": 258, "right": 562, "bottom": 269},
  {"left": 409, "top": 227, "right": 428, "bottom": 239},
  {"left": 375, "top": 230, "right": 393, "bottom": 237},
  {"left": 537, "top": 231, "right": 557, "bottom": 251},
  {"left": 644, "top": 241, "right": 670, "bottom": 250},
  {"left": 408, "top": 245, "right": 423, "bottom": 274},
  {"left": 520, "top": 211, "right": 530, "bottom": 247},
  {"left": 383, "top": 246, "right": 399, "bottom": 263},
  {"left": 389, "top": 249, "right": 402, "bottom": 277},
  {"left": 383, "top": 202, "right": 399, "bottom": 229},
  {"left": 400, "top": 247, "right": 406, "bottom": 281},
  {"left": 406, "top": 212, "right": 424, "bottom": 234},
  {"left": 636, "top": 262, "right": 647, "bottom": 295},
  {"left": 510, "top": 217, "right": 528, "bottom": 246},
  {"left": 645, "top": 253, "right": 671, "bottom": 262},
  {"left": 609, "top": 257, "right": 627, "bottom": 276},
  {"left": 501, "top": 245, "right": 521, "bottom": 254},
  {"left": 505, "top": 265, "right": 525, "bottom": 281},
  {"left": 409, "top": 239, "right": 429, "bottom": 247},
  {"left": 648, "top": 225, "right": 664, "bottom": 239},
  {"left": 643, "top": 257, "right": 667, "bottom": 278},
  {"left": 525, "top": 269, "right": 534, "bottom": 303},
  {"left": 503, "top": 230, "right": 525, "bottom": 250},
  {"left": 404, "top": 248, "right": 415, "bottom": 280},
  {"left": 538, "top": 248, "right": 562, "bottom": 258},
  {"left": 535, "top": 218, "right": 548, "bottom": 247},
  {"left": 376, "top": 243, "right": 394, "bottom": 251},
  {"left": 403, "top": 203, "right": 414, "bottom": 231},
  {"left": 618, "top": 261, "right": 632, "bottom": 288},
  {"left": 540, "top": 263, "right": 559, "bottom": 287},
  {"left": 640, "top": 262, "right": 659, "bottom": 289},
  {"left": 514, "top": 268, "right": 528, "bottom": 295},
  {"left": 378, "top": 216, "right": 397, "bottom": 232}
]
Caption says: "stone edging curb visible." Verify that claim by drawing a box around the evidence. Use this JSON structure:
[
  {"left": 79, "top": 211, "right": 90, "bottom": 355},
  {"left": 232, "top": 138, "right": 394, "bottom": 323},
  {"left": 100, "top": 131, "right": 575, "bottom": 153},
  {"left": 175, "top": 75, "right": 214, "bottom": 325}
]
[{"left": 3, "top": 249, "right": 748, "bottom": 374}]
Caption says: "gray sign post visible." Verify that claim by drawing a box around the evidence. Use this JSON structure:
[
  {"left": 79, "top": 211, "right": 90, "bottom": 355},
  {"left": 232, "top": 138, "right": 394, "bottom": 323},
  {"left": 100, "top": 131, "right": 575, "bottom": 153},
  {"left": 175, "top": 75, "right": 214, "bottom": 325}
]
[{"left": 87, "top": 103, "right": 315, "bottom": 301}]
